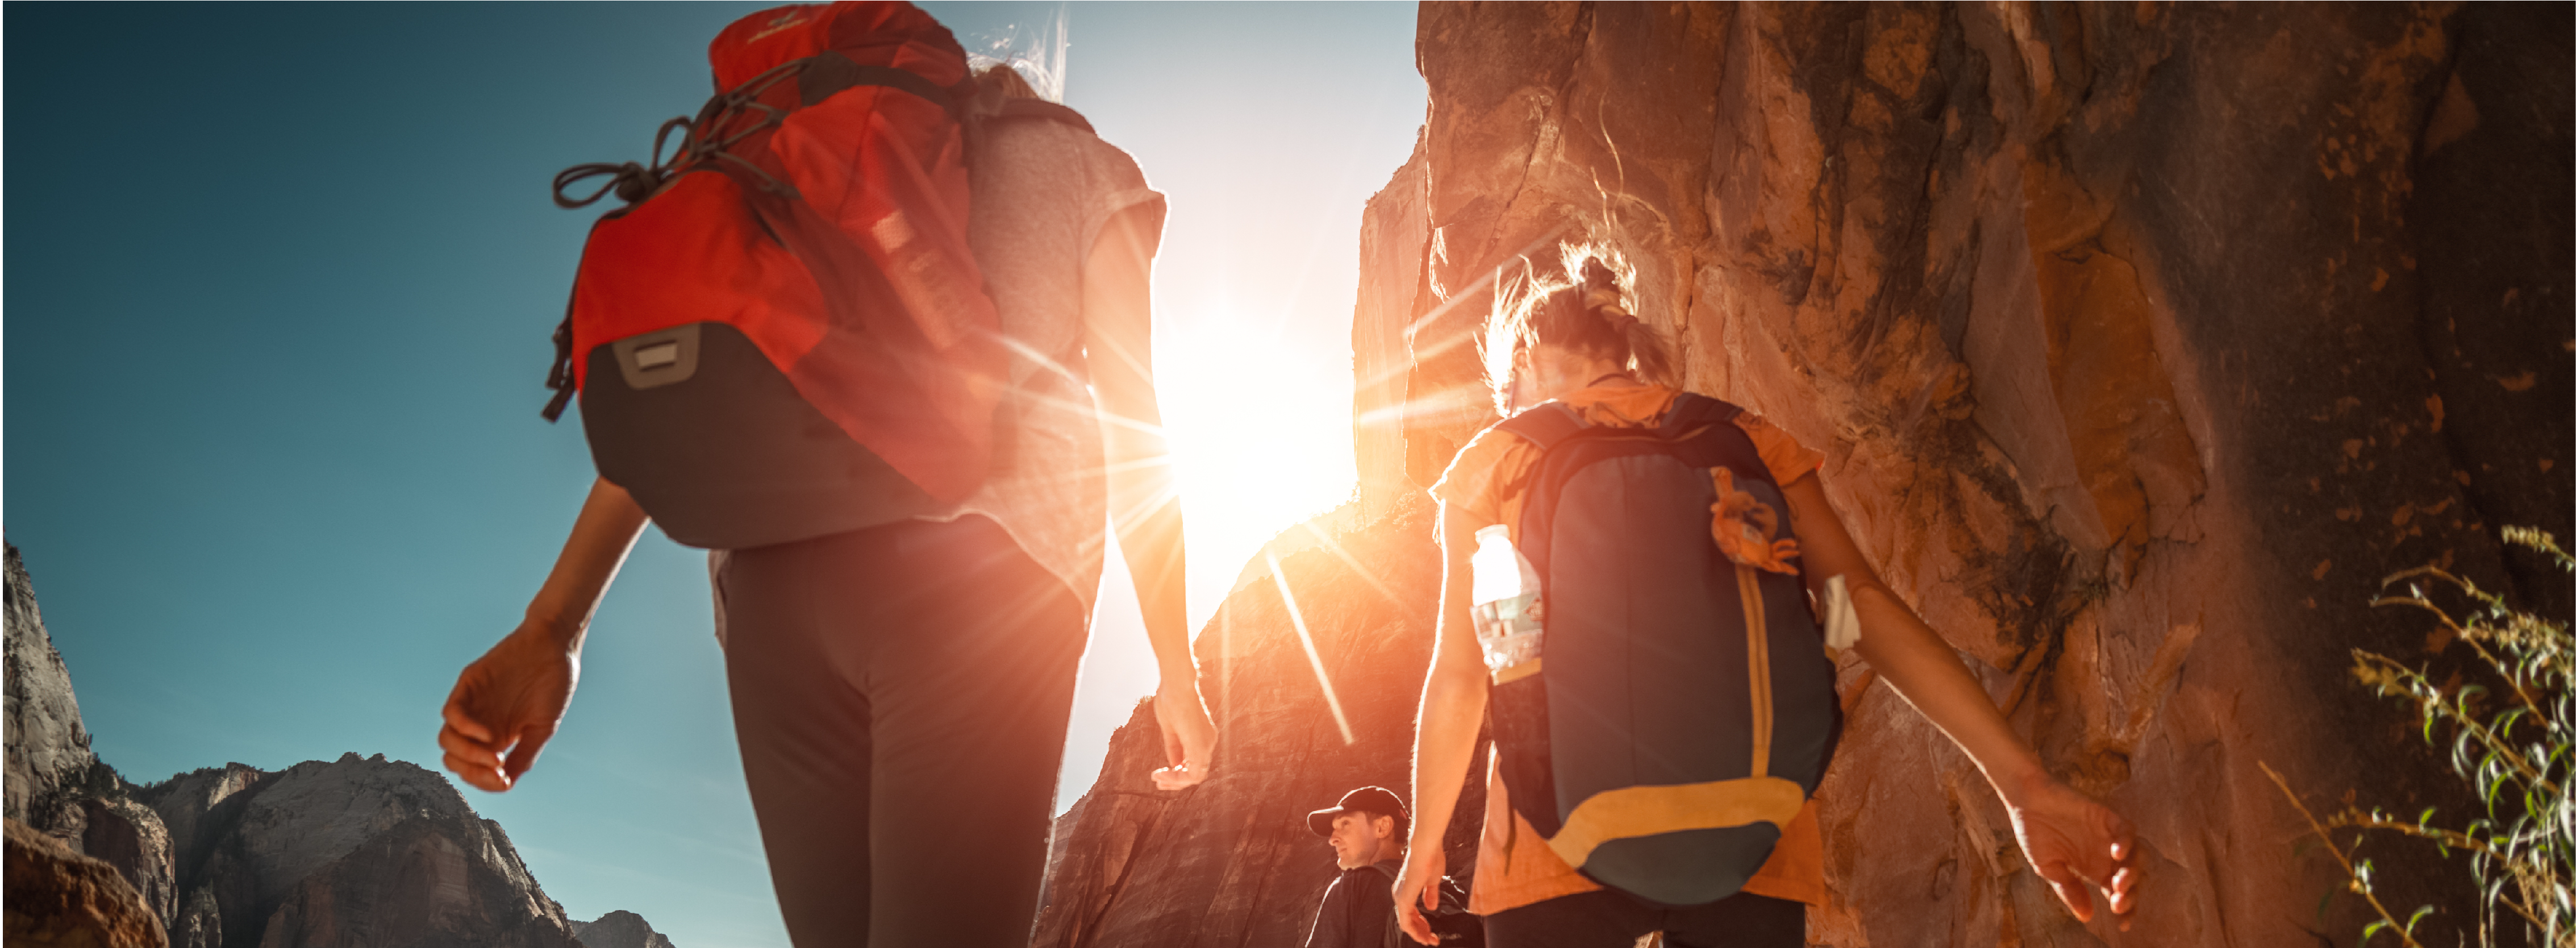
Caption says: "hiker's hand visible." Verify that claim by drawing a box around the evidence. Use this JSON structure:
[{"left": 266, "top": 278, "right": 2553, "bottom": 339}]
[
  {"left": 439, "top": 623, "right": 578, "bottom": 793},
  {"left": 1392, "top": 845, "right": 1445, "bottom": 945},
  {"left": 1151, "top": 679, "right": 1216, "bottom": 790},
  {"left": 2007, "top": 774, "right": 2138, "bottom": 926}
]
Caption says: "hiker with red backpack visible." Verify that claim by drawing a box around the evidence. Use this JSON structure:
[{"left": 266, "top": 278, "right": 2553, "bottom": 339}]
[
  {"left": 1393, "top": 250, "right": 2138, "bottom": 947},
  {"left": 433, "top": 5, "right": 1215, "bottom": 946}
]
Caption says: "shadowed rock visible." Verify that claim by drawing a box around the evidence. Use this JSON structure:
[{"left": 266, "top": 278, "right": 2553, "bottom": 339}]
[{"left": 5, "top": 816, "right": 168, "bottom": 947}]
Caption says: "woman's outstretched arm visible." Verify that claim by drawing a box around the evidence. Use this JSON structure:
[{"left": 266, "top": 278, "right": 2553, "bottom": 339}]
[
  {"left": 1394, "top": 502, "right": 1491, "bottom": 945},
  {"left": 1083, "top": 201, "right": 1212, "bottom": 791},
  {"left": 1784, "top": 473, "right": 2139, "bottom": 924},
  {"left": 438, "top": 476, "right": 648, "bottom": 792}
]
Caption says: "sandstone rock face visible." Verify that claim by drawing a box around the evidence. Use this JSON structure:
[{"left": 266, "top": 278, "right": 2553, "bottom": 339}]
[
  {"left": 1387, "top": 3, "right": 2565, "bottom": 946},
  {"left": 1035, "top": 498, "right": 1479, "bottom": 948},
  {"left": 5, "top": 817, "right": 169, "bottom": 948},
  {"left": 574, "top": 910, "right": 678, "bottom": 948},
  {"left": 1054, "top": 4, "right": 2571, "bottom": 947}
]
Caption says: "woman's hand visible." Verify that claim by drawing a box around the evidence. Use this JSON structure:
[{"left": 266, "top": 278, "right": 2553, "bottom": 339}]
[
  {"left": 438, "top": 622, "right": 579, "bottom": 792},
  {"left": 2006, "top": 774, "right": 2140, "bottom": 925},
  {"left": 1150, "top": 679, "right": 1216, "bottom": 790},
  {"left": 1390, "top": 842, "right": 1447, "bottom": 946}
]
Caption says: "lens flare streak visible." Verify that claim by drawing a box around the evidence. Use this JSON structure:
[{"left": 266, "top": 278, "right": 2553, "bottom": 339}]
[{"left": 1264, "top": 550, "right": 1355, "bottom": 746}]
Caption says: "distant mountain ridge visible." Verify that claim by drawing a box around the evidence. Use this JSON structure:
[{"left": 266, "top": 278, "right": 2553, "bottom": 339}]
[{"left": 3, "top": 542, "right": 674, "bottom": 947}]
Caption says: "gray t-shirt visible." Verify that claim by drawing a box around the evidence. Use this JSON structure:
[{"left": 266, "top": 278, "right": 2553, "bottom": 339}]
[{"left": 949, "top": 113, "right": 1166, "bottom": 617}]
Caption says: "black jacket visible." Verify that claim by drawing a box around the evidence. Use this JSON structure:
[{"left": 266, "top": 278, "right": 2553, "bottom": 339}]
[{"left": 1304, "top": 859, "right": 1404, "bottom": 948}]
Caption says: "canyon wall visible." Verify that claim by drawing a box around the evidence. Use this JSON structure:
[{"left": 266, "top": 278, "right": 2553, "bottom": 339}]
[
  {"left": 1051, "top": 3, "right": 2571, "bottom": 947},
  {"left": 1365, "top": 3, "right": 2571, "bottom": 945}
]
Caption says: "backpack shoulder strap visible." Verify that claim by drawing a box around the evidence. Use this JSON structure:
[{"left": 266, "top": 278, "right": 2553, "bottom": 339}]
[
  {"left": 1660, "top": 392, "right": 1741, "bottom": 435},
  {"left": 1364, "top": 864, "right": 1404, "bottom": 948},
  {"left": 988, "top": 98, "right": 1097, "bottom": 135},
  {"left": 795, "top": 52, "right": 966, "bottom": 117},
  {"left": 1494, "top": 401, "right": 1588, "bottom": 451}
]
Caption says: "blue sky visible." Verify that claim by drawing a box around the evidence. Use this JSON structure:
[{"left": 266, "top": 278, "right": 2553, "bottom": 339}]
[{"left": 3, "top": 3, "right": 1423, "bottom": 946}]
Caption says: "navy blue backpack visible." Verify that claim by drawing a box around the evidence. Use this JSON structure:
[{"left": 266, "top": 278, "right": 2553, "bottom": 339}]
[{"left": 1486, "top": 392, "right": 1842, "bottom": 907}]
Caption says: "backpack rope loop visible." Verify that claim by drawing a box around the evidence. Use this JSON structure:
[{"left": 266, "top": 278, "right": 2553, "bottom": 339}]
[
  {"left": 551, "top": 116, "right": 696, "bottom": 210},
  {"left": 551, "top": 59, "right": 813, "bottom": 212}
]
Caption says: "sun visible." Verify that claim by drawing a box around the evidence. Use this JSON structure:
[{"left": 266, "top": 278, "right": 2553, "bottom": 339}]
[{"left": 1153, "top": 310, "right": 1359, "bottom": 628}]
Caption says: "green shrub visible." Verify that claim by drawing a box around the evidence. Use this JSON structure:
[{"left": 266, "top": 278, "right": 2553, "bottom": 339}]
[{"left": 2267, "top": 527, "right": 2573, "bottom": 948}]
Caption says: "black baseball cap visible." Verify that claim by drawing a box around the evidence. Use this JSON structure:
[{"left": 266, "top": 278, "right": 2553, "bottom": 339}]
[{"left": 1306, "top": 786, "right": 1408, "bottom": 837}]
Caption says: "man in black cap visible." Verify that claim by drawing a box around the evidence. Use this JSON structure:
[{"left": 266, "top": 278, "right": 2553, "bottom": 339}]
[{"left": 1304, "top": 786, "right": 1409, "bottom": 948}]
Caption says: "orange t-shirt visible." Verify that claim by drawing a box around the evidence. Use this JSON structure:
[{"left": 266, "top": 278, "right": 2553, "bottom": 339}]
[{"left": 1428, "top": 384, "right": 1831, "bottom": 914}]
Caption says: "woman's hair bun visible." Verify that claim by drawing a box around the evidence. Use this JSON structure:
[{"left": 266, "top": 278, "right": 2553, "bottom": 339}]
[
  {"left": 1578, "top": 257, "right": 1624, "bottom": 314},
  {"left": 1580, "top": 257, "right": 1620, "bottom": 293}
]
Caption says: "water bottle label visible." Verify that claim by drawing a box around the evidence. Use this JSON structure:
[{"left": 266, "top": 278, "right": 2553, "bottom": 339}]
[{"left": 1473, "top": 592, "right": 1543, "bottom": 680}]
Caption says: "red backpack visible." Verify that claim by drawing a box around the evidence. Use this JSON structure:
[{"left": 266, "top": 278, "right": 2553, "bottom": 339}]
[{"left": 543, "top": 2, "right": 1005, "bottom": 550}]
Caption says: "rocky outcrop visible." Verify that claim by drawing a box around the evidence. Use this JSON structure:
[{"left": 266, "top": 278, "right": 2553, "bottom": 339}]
[
  {"left": 1035, "top": 497, "right": 1473, "bottom": 948},
  {"left": 5, "top": 543, "right": 647, "bottom": 947},
  {"left": 7, "top": 542, "right": 102, "bottom": 827},
  {"left": 5, "top": 817, "right": 168, "bottom": 947},
  {"left": 1056, "top": 3, "right": 2572, "bottom": 947},
  {"left": 7, "top": 544, "right": 180, "bottom": 921},
  {"left": 134, "top": 754, "right": 586, "bottom": 948},
  {"left": 574, "top": 910, "right": 678, "bottom": 948}
]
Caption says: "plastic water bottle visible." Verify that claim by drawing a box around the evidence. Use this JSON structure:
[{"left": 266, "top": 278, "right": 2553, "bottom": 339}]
[{"left": 1469, "top": 525, "right": 1544, "bottom": 678}]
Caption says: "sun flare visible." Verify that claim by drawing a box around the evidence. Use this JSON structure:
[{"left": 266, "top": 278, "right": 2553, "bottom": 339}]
[{"left": 1154, "top": 310, "right": 1359, "bottom": 628}]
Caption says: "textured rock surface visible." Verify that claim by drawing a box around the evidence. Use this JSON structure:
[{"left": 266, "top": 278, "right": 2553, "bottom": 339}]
[
  {"left": 7, "top": 543, "right": 102, "bottom": 825},
  {"left": 5, "top": 543, "right": 636, "bottom": 947},
  {"left": 1035, "top": 497, "right": 1475, "bottom": 948},
  {"left": 6, "top": 544, "right": 180, "bottom": 921},
  {"left": 5, "top": 817, "right": 169, "bottom": 948},
  {"left": 1388, "top": 3, "right": 2567, "bottom": 946},
  {"left": 574, "top": 909, "right": 679, "bottom": 948},
  {"left": 1056, "top": 3, "right": 2573, "bottom": 947},
  {"left": 135, "top": 754, "right": 586, "bottom": 948}
]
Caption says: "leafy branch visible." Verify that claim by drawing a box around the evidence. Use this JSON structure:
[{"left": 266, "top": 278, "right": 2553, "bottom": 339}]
[{"left": 2271, "top": 527, "right": 2573, "bottom": 948}]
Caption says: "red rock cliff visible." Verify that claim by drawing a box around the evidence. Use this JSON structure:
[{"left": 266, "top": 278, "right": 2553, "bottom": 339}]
[{"left": 1044, "top": 4, "right": 2572, "bottom": 946}]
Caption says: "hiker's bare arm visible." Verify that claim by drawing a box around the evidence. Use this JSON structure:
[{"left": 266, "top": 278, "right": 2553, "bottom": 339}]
[
  {"left": 1395, "top": 502, "right": 1490, "bottom": 945},
  {"left": 438, "top": 477, "right": 648, "bottom": 792},
  {"left": 1083, "top": 202, "right": 1212, "bottom": 791},
  {"left": 1784, "top": 473, "right": 2137, "bottom": 924}
]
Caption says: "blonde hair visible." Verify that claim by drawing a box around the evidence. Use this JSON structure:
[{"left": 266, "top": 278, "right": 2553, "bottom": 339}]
[{"left": 1480, "top": 244, "right": 1677, "bottom": 415}]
